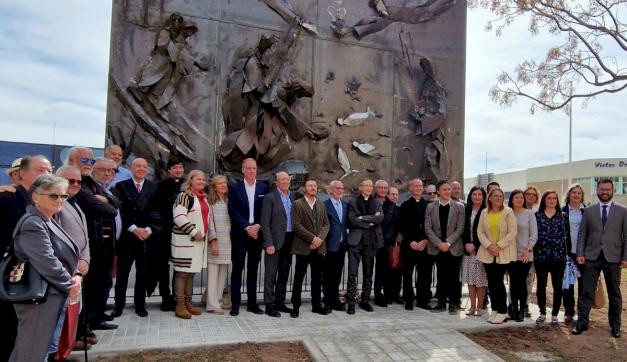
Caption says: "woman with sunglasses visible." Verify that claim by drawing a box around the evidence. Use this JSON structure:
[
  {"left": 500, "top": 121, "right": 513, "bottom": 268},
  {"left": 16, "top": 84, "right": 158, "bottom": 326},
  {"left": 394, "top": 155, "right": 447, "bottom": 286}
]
[
  {"left": 534, "top": 190, "right": 571, "bottom": 326},
  {"left": 476, "top": 188, "right": 518, "bottom": 324},
  {"left": 10, "top": 175, "right": 82, "bottom": 362}
]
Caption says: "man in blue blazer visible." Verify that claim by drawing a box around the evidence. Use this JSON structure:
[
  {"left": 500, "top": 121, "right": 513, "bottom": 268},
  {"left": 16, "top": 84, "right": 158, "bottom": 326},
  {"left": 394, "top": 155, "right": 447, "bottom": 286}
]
[
  {"left": 228, "top": 158, "right": 268, "bottom": 316},
  {"left": 322, "top": 180, "right": 349, "bottom": 313}
]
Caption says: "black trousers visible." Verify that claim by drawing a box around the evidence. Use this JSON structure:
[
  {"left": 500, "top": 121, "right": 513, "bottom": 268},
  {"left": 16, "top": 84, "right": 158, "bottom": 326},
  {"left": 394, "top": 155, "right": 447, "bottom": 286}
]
[
  {"left": 323, "top": 245, "right": 347, "bottom": 308},
  {"left": 507, "top": 261, "right": 532, "bottom": 311},
  {"left": 0, "top": 300, "right": 17, "bottom": 361},
  {"left": 114, "top": 238, "right": 147, "bottom": 308},
  {"left": 435, "top": 252, "right": 462, "bottom": 306},
  {"left": 402, "top": 249, "right": 434, "bottom": 306},
  {"left": 347, "top": 244, "right": 377, "bottom": 305},
  {"left": 577, "top": 252, "right": 622, "bottom": 330},
  {"left": 84, "top": 254, "right": 114, "bottom": 324},
  {"left": 374, "top": 245, "right": 402, "bottom": 301},
  {"left": 292, "top": 252, "right": 324, "bottom": 308},
  {"left": 535, "top": 260, "right": 565, "bottom": 316},
  {"left": 263, "top": 232, "right": 294, "bottom": 307},
  {"left": 485, "top": 261, "right": 508, "bottom": 314},
  {"left": 563, "top": 253, "right": 584, "bottom": 317},
  {"left": 231, "top": 236, "right": 262, "bottom": 309}
]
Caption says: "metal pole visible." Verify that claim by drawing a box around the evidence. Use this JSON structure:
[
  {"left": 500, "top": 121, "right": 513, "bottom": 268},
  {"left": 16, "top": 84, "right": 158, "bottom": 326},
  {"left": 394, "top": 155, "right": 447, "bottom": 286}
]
[{"left": 560, "top": 155, "right": 565, "bottom": 198}]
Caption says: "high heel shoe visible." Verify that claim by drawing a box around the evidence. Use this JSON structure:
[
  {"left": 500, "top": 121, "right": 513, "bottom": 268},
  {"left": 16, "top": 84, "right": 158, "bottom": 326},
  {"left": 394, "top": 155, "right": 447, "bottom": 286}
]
[{"left": 466, "top": 307, "right": 476, "bottom": 316}]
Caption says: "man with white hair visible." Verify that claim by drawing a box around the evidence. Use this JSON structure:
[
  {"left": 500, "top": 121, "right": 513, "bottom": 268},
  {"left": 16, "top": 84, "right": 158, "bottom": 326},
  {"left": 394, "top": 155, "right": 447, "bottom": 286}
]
[
  {"left": 67, "top": 147, "right": 120, "bottom": 331},
  {"left": 322, "top": 180, "right": 349, "bottom": 313}
]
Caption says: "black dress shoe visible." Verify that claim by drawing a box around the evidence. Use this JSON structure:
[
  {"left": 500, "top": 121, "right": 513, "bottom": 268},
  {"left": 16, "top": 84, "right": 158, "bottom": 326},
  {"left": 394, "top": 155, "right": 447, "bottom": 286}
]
[
  {"left": 247, "top": 305, "right": 264, "bottom": 315},
  {"left": 160, "top": 299, "right": 176, "bottom": 312},
  {"left": 92, "top": 322, "right": 119, "bottom": 330},
  {"left": 612, "top": 327, "right": 621, "bottom": 338},
  {"left": 312, "top": 305, "right": 328, "bottom": 315},
  {"left": 135, "top": 308, "right": 148, "bottom": 317},
  {"left": 391, "top": 296, "right": 404, "bottom": 304},
  {"left": 324, "top": 305, "right": 333, "bottom": 314},
  {"left": 347, "top": 304, "right": 356, "bottom": 315},
  {"left": 290, "top": 309, "right": 300, "bottom": 318},
  {"left": 111, "top": 306, "right": 124, "bottom": 318},
  {"left": 430, "top": 304, "right": 446, "bottom": 313},
  {"left": 405, "top": 302, "right": 414, "bottom": 311},
  {"left": 276, "top": 304, "right": 294, "bottom": 314},
  {"left": 571, "top": 323, "right": 588, "bottom": 335},
  {"left": 515, "top": 310, "right": 525, "bottom": 322},
  {"left": 229, "top": 308, "right": 239, "bottom": 316},
  {"left": 265, "top": 307, "right": 281, "bottom": 318},
  {"left": 448, "top": 304, "right": 459, "bottom": 315},
  {"left": 359, "top": 302, "right": 374, "bottom": 312},
  {"left": 374, "top": 299, "right": 388, "bottom": 308},
  {"left": 101, "top": 313, "right": 114, "bottom": 322},
  {"left": 416, "top": 303, "right": 431, "bottom": 311},
  {"left": 332, "top": 303, "right": 346, "bottom": 312}
]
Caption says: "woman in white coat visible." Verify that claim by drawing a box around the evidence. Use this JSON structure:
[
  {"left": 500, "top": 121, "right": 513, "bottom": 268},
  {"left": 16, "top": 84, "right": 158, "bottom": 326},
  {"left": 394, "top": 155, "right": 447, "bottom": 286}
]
[{"left": 171, "top": 170, "right": 216, "bottom": 319}]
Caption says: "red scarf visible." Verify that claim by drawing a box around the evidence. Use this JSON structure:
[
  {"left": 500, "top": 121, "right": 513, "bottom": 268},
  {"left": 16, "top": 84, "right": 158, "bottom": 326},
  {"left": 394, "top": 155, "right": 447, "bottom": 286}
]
[{"left": 193, "top": 190, "right": 209, "bottom": 233}]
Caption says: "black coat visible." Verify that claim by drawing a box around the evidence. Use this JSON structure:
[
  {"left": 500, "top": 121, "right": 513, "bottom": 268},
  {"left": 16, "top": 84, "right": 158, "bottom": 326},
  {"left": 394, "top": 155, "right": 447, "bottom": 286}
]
[
  {"left": 380, "top": 198, "right": 399, "bottom": 246},
  {"left": 462, "top": 205, "right": 485, "bottom": 255},
  {"left": 114, "top": 178, "right": 161, "bottom": 244},
  {"left": 0, "top": 185, "right": 31, "bottom": 251},
  {"left": 397, "top": 196, "right": 428, "bottom": 251}
]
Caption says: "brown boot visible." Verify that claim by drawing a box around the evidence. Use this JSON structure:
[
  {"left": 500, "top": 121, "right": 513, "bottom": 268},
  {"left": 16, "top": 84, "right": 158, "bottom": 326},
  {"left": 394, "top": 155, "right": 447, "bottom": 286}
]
[
  {"left": 185, "top": 297, "right": 202, "bottom": 316},
  {"left": 175, "top": 298, "right": 191, "bottom": 319}
]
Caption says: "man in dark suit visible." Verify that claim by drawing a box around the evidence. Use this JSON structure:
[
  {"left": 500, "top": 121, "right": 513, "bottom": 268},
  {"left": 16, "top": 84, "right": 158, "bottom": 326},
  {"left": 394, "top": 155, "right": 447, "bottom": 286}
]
[
  {"left": 373, "top": 179, "right": 401, "bottom": 307},
  {"left": 290, "top": 178, "right": 330, "bottom": 317},
  {"left": 323, "top": 180, "right": 348, "bottom": 313},
  {"left": 346, "top": 179, "right": 384, "bottom": 315},
  {"left": 112, "top": 158, "right": 161, "bottom": 317},
  {"left": 152, "top": 156, "right": 185, "bottom": 312},
  {"left": 398, "top": 178, "right": 432, "bottom": 311},
  {"left": 261, "top": 171, "right": 296, "bottom": 317},
  {"left": 0, "top": 155, "right": 51, "bottom": 361},
  {"left": 425, "top": 180, "right": 465, "bottom": 314},
  {"left": 68, "top": 147, "right": 120, "bottom": 331},
  {"left": 573, "top": 179, "right": 627, "bottom": 338},
  {"left": 228, "top": 158, "right": 268, "bottom": 316}
]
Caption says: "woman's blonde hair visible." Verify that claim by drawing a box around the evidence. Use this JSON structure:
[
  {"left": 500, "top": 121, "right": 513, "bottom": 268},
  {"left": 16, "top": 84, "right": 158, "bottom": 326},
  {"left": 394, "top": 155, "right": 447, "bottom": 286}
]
[
  {"left": 181, "top": 170, "right": 206, "bottom": 193},
  {"left": 207, "top": 175, "right": 228, "bottom": 205},
  {"left": 486, "top": 187, "right": 505, "bottom": 212},
  {"left": 564, "top": 183, "right": 585, "bottom": 206}
]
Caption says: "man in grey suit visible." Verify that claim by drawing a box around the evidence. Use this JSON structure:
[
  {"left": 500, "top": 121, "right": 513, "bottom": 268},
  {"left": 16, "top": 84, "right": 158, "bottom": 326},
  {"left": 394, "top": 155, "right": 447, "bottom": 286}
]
[
  {"left": 425, "top": 180, "right": 465, "bottom": 314},
  {"left": 261, "top": 171, "right": 296, "bottom": 317},
  {"left": 573, "top": 179, "right": 627, "bottom": 338}
]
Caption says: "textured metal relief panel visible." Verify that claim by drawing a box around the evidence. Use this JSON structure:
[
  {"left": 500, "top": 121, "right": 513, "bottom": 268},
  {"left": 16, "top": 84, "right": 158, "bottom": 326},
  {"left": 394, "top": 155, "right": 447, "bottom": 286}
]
[{"left": 106, "top": 0, "right": 466, "bottom": 188}]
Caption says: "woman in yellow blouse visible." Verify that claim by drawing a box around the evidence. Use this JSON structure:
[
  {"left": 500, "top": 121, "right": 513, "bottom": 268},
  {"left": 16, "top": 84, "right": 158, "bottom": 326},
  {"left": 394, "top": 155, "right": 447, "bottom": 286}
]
[{"left": 477, "top": 188, "right": 518, "bottom": 324}]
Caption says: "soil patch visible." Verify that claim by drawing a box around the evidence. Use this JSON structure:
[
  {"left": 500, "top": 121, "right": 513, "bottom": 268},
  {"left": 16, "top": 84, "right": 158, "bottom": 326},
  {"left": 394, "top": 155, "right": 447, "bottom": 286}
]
[
  {"left": 93, "top": 341, "right": 312, "bottom": 362},
  {"left": 463, "top": 270, "right": 627, "bottom": 361}
]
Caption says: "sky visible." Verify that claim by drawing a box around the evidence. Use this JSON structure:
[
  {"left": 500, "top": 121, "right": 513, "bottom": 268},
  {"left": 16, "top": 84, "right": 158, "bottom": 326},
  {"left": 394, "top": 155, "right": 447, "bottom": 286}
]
[{"left": 0, "top": 1, "right": 623, "bottom": 177}]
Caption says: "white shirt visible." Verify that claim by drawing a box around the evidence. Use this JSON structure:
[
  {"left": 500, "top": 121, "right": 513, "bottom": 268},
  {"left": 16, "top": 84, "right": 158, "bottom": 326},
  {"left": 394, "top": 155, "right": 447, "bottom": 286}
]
[
  {"left": 599, "top": 201, "right": 613, "bottom": 219},
  {"left": 244, "top": 179, "right": 256, "bottom": 224},
  {"left": 132, "top": 178, "right": 145, "bottom": 192},
  {"left": 305, "top": 196, "right": 317, "bottom": 210},
  {"left": 439, "top": 200, "right": 450, "bottom": 207}
]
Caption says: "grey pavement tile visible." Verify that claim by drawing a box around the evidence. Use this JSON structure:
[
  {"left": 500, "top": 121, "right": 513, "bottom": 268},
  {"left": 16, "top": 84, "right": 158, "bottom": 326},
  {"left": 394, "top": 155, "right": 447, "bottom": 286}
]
[
  {"left": 386, "top": 351, "right": 412, "bottom": 361},
  {"left": 367, "top": 353, "right": 393, "bottom": 362}
]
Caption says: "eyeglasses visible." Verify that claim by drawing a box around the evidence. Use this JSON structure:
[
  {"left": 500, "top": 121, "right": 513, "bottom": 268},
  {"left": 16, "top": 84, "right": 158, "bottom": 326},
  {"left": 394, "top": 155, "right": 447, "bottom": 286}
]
[
  {"left": 80, "top": 157, "right": 96, "bottom": 165},
  {"left": 39, "top": 193, "right": 69, "bottom": 201},
  {"left": 67, "top": 179, "right": 82, "bottom": 185},
  {"left": 427, "top": 192, "right": 436, "bottom": 195},
  {"left": 93, "top": 167, "right": 116, "bottom": 173}
]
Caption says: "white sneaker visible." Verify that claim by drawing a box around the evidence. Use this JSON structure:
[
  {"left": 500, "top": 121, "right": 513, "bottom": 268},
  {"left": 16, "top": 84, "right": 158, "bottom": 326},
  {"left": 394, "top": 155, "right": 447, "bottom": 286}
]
[
  {"left": 487, "top": 311, "right": 498, "bottom": 323},
  {"left": 490, "top": 313, "right": 508, "bottom": 324}
]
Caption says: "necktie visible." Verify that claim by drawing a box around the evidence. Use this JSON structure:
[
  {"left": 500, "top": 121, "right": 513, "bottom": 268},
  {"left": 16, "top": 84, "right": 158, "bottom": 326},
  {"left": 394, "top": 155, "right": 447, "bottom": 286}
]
[
  {"left": 136, "top": 183, "right": 141, "bottom": 193},
  {"left": 335, "top": 201, "right": 342, "bottom": 221},
  {"left": 602, "top": 205, "right": 608, "bottom": 227}
]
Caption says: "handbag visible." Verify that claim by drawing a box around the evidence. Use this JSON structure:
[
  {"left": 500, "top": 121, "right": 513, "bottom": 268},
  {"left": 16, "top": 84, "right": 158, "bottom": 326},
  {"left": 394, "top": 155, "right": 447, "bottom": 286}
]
[
  {"left": 0, "top": 215, "right": 49, "bottom": 304},
  {"left": 389, "top": 241, "right": 402, "bottom": 270},
  {"left": 0, "top": 245, "right": 48, "bottom": 304}
]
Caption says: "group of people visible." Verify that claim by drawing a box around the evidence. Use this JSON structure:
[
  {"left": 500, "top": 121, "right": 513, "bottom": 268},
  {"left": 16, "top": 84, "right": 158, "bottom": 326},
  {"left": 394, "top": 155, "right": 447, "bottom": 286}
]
[{"left": 0, "top": 146, "right": 625, "bottom": 362}]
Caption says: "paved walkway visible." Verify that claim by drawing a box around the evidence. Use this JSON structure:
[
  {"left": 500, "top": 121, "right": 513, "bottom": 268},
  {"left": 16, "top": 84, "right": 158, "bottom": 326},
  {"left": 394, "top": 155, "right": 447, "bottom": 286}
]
[{"left": 78, "top": 297, "right": 539, "bottom": 361}]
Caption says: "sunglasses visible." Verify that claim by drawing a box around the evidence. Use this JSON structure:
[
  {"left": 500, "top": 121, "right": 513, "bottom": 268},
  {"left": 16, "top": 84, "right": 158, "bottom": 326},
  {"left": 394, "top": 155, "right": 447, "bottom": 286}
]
[
  {"left": 67, "top": 179, "right": 82, "bottom": 185},
  {"left": 427, "top": 192, "right": 436, "bottom": 195},
  {"left": 39, "top": 193, "right": 69, "bottom": 201},
  {"left": 80, "top": 157, "right": 96, "bottom": 165}
]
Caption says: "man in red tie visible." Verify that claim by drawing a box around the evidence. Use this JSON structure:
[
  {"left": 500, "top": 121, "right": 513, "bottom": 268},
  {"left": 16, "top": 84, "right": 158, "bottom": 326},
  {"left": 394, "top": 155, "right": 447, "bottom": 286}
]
[{"left": 112, "top": 158, "right": 160, "bottom": 317}]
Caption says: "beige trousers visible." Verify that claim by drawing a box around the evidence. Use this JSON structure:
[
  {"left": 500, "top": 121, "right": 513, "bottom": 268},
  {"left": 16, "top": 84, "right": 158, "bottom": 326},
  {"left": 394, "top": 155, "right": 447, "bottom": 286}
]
[{"left": 206, "top": 263, "right": 228, "bottom": 311}]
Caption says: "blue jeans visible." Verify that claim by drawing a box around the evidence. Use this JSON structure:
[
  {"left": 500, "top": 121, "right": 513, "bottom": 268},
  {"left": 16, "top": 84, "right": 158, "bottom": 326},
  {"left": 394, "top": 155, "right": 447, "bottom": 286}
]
[{"left": 47, "top": 299, "right": 69, "bottom": 359}]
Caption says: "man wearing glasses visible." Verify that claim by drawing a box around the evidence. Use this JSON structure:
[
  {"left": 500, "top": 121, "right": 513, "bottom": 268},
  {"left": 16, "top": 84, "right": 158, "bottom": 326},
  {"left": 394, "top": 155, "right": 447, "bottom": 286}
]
[
  {"left": 67, "top": 147, "right": 120, "bottom": 332},
  {"left": 424, "top": 184, "right": 438, "bottom": 202}
]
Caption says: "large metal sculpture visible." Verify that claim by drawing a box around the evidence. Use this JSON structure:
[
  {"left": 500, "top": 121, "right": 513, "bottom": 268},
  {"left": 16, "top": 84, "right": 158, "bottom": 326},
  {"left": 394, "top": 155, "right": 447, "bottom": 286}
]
[{"left": 106, "top": 0, "right": 466, "bottom": 189}]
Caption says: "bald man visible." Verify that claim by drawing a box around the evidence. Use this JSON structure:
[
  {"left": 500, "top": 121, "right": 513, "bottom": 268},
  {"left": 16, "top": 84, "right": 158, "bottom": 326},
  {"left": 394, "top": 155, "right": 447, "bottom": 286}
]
[{"left": 112, "top": 158, "right": 161, "bottom": 318}]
